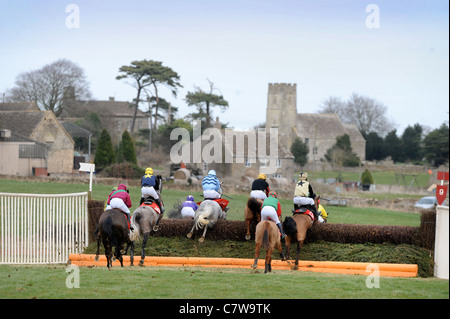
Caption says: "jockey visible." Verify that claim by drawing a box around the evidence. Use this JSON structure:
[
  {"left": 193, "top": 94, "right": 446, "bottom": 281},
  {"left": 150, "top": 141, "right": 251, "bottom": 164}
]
[
  {"left": 107, "top": 184, "right": 133, "bottom": 229},
  {"left": 250, "top": 173, "right": 270, "bottom": 200},
  {"left": 293, "top": 172, "right": 323, "bottom": 222},
  {"left": 261, "top": 192, "right": 286, "bottom": 239},
  {"left": 317, "top": 196, "right": 327, "bottom": 222},
  {"left": 104, "top": 186, "right": 117, "bottom": 210},
  {"left": 140, "top": 167, "right": 164, "bottom": 214},
  {"left": 202, "top": 170, "right": 222, "bottom": 199},
  {"left": 181, "top": 195, "right": 198, "bottom": 219}
]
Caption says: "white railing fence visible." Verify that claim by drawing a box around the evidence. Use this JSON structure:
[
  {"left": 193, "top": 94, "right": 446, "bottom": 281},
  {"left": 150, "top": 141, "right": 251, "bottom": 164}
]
[{"left": 0, "top": 192, "right": 89, "bottom": 264}]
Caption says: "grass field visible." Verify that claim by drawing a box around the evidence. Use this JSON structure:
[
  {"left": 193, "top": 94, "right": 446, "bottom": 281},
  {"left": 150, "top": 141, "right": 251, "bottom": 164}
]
[
  {"left": 1, "top": 264, "right": 448, "bottom": 299},
  {"left": 0, "top": 179, "right": 447, "bottom": 300}
]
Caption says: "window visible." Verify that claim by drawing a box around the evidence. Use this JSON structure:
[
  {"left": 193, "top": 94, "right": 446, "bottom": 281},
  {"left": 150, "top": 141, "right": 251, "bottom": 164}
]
[
  {"left": 305, "top": 138, "right": 309, "bottom": 145},
  {"left": 245, "top": 157, "right": 251, "bottom": 167},
  {"left": 313, "top": 147, "right": 318, "bottom": 155},
  {"left": 276, "top": 158, "right": 282, "bottom": 168}
]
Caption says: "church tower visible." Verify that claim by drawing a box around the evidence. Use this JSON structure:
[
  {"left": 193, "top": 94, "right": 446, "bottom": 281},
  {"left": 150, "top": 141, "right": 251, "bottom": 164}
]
[{"left": 265, "top": 83, "right": 298, "bottom": 147}]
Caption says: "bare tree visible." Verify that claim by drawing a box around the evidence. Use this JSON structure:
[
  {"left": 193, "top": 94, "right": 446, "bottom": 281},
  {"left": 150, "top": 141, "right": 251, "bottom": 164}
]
[
  {"left": 318, "top": 93, "right": 396, "bottom": 136},
  {"left": 318, "top": 96, "right": 346, "bottom": 120},
  {"left": 6, "top": 59, "right": 91, "bottom": 116}
]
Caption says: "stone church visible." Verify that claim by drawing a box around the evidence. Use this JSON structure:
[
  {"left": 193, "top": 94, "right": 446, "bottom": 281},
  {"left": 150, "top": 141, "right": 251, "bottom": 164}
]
[{"left": 265, "top": 83, "right": 366, "bottom": 163}]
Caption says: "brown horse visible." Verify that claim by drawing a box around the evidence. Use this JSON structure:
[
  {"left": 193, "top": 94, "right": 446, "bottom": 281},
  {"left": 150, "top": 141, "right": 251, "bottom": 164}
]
[
  {"left": 251, "top": 220, "right": 285, "bottom": 273},
  {"left": 244, "top": 197, "right": 263, "bottom": 240},
  {"left": 282, "top": 197, "right": 318, "bottom": 270},
  {"left": 94, "top": 209, "right": 133, "bottom": 269}
]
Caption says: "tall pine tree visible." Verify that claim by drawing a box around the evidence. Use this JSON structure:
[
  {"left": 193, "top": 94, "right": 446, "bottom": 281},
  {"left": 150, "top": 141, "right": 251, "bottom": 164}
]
[{"left": 94, "top": 129, "right": 116, "bottom": 168}]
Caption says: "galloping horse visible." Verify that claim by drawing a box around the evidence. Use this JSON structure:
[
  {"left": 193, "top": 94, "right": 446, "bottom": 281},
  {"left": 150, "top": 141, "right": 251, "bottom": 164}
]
[
  {"left": 186, "top": 200, "right": 227, "bottom": 242},
  {"left": 251, "top": 220, "right": 285, "bottom": 273},
  {"left": 282, "top": 197, "right": 319, "bottom": 270},
  {"left": 94, "top": 209, "right": 134, "bottom": 269},
  {"left": 129, "top": 202, "right": 161, "bottom": 266},
  {"left": 244, "top": 197, "right": 263, "bottom": 240}
]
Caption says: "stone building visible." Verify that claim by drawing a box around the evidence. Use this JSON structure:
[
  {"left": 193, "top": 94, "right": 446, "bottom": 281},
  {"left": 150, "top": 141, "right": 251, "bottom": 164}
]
[
  {"left": 0, "top": 102, "right": 74, "bottom": 175},
  {"left": 60, "top": 87, "right": 149, "bottom": 143},
  {"left": 265, "top": 83, "right": 366, "bottom": 163}
]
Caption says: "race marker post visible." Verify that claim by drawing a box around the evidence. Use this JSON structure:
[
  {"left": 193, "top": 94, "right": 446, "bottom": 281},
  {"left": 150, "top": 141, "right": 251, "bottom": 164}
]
[
  {"left": 434, "top": 171, "right": 449, "bottom": 279},
  {"left": 79, "top": 163, "right": 95, "bottom": 200}
]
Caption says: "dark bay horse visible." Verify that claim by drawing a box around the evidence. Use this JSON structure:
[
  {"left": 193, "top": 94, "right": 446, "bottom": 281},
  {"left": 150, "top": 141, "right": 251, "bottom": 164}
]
[
  {"left": 244, "top": 197, "right": 263, "bottom": 240},
  {"left": 251, "top": 220, "right": 285, "bottom": 273},
  {"left": 282, "top": 197, "right": 318, "bottom": 270},
  {"left": 94, "top": 209, "right": 133, "bottom": 269}
]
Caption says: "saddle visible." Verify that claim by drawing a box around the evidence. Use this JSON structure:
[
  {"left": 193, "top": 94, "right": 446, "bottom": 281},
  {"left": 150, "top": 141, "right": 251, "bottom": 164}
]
[
  {"left": 197, "top": 198, "right": 230, "bottom": 211},
  {"left": 292, "top": 207, "right": 315, "bottom": 222},
  {"left": 139, "top": 201, "right": 162, "bottom": 214}
]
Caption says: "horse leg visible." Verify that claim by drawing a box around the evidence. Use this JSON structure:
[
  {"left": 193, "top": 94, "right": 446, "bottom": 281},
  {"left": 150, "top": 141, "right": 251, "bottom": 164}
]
[
  {"left": 140, "top": 232, "right": 150, "bottom": 266},
  {"left": 95, "top": 235, "right": 101, "bottom": 262},
  {"left": 130, "top": 241, "right": 135, "bottom": 266},
  {"left": 186, "top": 223, "right": 196, "bottom": 239},
  {"left": 265, "top": 247, "right": 273, "bottom": 274},
  {"left": 293, "top": 240, "right": 302, "bottom": 270},
  {"left": 277, "top": 240, "right": 285, "bottom": 261},
  {"left": 199, "top": 226, "right": 208, "bottom": 243},
  {"left": 245, "top": 218, "right": 251, "bottom": 241},
  {"left": 285, "top": 236, "right": 291, "bottom": 260},
  {"left": 252, "top": 242, "right": 261, "bottom": 269},
  {"left": 105, "top": 243, "right": 112, "bottom": 270}
]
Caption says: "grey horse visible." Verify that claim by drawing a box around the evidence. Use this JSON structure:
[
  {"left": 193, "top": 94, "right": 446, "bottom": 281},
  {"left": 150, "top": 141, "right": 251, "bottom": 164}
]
[
  {"left": 129, "top": 204, "right": 160, "bottom": 266},
  {"left": 186, "top": 200, "right": 227, "bottom": 242}
]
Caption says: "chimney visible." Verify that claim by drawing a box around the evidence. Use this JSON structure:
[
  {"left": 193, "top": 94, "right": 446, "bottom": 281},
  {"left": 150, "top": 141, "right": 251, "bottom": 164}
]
[{"left": 109, "top": 97, "right": 115, "bottom": 101}]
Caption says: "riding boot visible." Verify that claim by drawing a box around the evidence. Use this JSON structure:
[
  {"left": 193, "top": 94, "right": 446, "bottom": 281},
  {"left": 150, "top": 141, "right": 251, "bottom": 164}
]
[
  {"left": 140, "top": 197, "right": 144, "bottom": 205},
  {"left": 276, "top": 223, "right": 286, "bottom": 240}
]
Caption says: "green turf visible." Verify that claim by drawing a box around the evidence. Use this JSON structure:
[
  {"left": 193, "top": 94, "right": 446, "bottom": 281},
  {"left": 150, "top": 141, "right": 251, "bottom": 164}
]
[{"left": 0, "top": 264, "right": 447, "bottom": 299}]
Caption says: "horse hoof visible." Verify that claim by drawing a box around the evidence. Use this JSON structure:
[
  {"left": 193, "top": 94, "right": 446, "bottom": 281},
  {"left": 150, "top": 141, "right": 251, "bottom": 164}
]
[
  {"left": 292, "top": 265, "right": 298, "bottom": 271},
  {"left": 199, "top": 237, "right": 205, "bottom": 243},
  {"left": 251, "top": 263, "right": 257, "bottom": 269},
  {"left": 94, "top": 255, "right": 99, "bottom": 262},
  {"left": 186, "top": 233, "right": 192, "bottom": 239},
  {"left": 139, "top": 259, "right": 145, "bottom": 266},
  {"left": 111, "top": 256, "right": 116, "bottom": 262},
  {"left": 245, "top": 234, "right": 251, "bottom": 241}
]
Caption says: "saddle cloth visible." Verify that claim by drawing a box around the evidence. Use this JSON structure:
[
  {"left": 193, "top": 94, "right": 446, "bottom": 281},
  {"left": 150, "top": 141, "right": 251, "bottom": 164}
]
[
  {"left": 197, "top": 198, "right": 229, "bottom": 211},
  {"left": 139, "top": 201, "right": 161, "bottom": 214},
  {"left": 293, "top": 208, "right": 315, "bottom": 222}
]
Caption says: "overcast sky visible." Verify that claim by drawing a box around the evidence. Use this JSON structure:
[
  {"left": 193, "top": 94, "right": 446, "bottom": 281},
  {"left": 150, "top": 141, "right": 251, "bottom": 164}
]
[{"left": 0, "top": 0, "right": 448, "bottom": 134}]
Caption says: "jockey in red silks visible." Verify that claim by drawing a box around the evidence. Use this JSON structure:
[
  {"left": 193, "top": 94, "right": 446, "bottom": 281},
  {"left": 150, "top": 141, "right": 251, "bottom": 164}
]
[{"left": 107, "top": 184, "right": 133, "bottom": 229}]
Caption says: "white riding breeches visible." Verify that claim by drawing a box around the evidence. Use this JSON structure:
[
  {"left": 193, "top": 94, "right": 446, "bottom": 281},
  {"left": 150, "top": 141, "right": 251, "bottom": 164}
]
[
  {"left": 203, "top": 189, "right": 221, "bottom": 199},
  {"left": 109, "top": 198, "right": 130, "bottom": 214},
  {"left": 141, "top": 186, "right": 159, "bottom": 199},
  {"left": 293, "top": 196, "right": 315, "bottom": 206},
  {"left": 181, "top": 207, "right": 196, "bottom": 219},
  {"left": 261, "top": 206, "right": 280, "bottom": 224},
  {"left": 250, "top": 190, "right": 267, "bottom": 200}
]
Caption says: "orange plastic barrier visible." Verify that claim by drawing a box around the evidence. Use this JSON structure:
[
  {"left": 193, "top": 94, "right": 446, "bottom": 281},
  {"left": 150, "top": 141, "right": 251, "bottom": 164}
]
[{"left": 68, "top": 254, "right": 418, "bottom": 277}]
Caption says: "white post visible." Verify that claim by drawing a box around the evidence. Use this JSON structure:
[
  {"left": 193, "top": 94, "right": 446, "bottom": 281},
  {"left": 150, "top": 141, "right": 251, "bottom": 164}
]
[{"left": 434, "top": 205, "right": 449, "bottom": 279}]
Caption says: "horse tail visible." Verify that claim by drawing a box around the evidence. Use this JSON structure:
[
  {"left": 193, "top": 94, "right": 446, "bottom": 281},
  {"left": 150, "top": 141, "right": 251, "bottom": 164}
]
[
  {"left": 262, "top": 223, "right": 270, "bottom": 251},
  {"left": 101, "top": 215, "right": 113, "bottom": 239},
  {"left": 283, "top": 216, "right": 298, "bottom": 238}
]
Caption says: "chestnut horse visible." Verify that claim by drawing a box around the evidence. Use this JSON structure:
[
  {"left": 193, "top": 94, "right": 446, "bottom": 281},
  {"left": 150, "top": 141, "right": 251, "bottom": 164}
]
[
  {"left": 244, "top": 197, "right": 263, "bottom": 240},
  {"left": 282, "top": 197, "right": 318, "bottom": 270},
  {"left": 251, "top": 220, "right": 285, "bottom": 273}
]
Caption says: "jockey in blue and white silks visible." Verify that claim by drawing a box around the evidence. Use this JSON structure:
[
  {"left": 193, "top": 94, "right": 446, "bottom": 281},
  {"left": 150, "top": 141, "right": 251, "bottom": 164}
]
[{"left": 202, "top": 170, "right": 221, "bottom": 199}]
